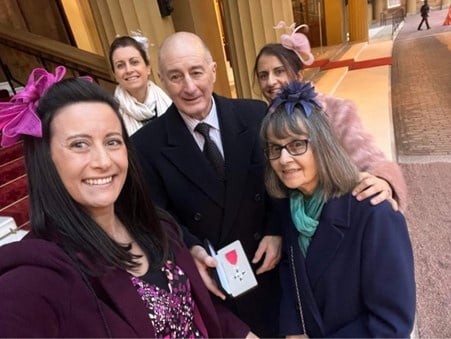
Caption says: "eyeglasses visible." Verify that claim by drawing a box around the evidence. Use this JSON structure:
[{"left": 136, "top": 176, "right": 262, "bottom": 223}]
[{"left": 264, "top": 139, "right": 310, "bottom": 160}]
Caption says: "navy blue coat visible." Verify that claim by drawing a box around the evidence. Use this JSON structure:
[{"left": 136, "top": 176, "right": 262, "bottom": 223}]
[
  {"left": 132, "top": 94, "right": 281, "bottom": 337},
  {"left": 279, "top": 193, "right": 416, "bottom": 338}
]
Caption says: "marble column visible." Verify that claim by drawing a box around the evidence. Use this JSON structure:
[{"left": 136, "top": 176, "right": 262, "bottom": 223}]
[
  {"left": 374, "top": 0, "right": 385, "bottom": 24},
  {"left": 220, "top": 0, "right": 293, "bottom": 99},
  {"left": 348, "top": 0, "right": 369, "bottom": 42},
  {"left": 171, "top": 0, "right": 231, "bottom": 97},
  {"left": 88, "top": 0, "right": 174, "bottom": 87},
  {"left": 407, "top": 0, "right": 417, "bottom": 14}
]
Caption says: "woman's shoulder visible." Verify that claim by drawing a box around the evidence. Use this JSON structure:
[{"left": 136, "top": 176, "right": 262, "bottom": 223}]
[
  {"left": 318, "top": 93, "right": 359, "bottom": 119},
  {"left": 0, "top": 238, "right": 72, "bottom": 272},
  {"left": 0, "top": 238, "right": 80, "bottom": 300},
  {"left": 325, "top": 193, "right": 404, "bottom": 222}
]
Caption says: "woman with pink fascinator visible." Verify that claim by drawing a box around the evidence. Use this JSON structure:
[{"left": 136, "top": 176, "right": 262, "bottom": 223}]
[{"left": 253, "top": 22, "right": 407, "bottom": 212}]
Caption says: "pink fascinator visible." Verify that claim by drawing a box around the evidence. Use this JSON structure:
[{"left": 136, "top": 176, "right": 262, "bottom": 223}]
[
  {"left": 0, "top": 65, "right": 66, "bottom": 147},
  {"left": 274, "top": 21, "right": 314, "bottom": 66}
]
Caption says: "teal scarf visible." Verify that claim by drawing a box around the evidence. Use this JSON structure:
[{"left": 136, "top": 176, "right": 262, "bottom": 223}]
[{"left": 290, "top": 189, "right": 326, "bottom": 257}]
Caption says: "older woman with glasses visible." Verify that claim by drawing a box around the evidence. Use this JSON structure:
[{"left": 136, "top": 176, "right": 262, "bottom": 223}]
[
  {"left": 260, "top": 81, "right": 416, "bottom": 338},
  {"left": 254, "top": 28, "right": 407, "bottom": 212}
]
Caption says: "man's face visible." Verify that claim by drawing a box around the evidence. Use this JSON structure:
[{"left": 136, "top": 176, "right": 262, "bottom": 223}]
[{"left": 158, "top": 36, "right": 217, "bottom": 120}]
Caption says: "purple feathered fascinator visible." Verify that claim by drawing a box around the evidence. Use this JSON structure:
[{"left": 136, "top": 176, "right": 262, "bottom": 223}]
[{"left": 268, "top": 80, "right": 322, "bottom": 117}]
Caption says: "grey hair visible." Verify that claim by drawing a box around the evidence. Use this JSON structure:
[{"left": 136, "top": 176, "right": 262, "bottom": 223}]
[{"left": 260, "top": 105, "right": 359, "bottom": 200}]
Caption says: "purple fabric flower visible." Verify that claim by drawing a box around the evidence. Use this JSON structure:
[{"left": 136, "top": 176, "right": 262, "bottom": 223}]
[
  {"left": 0, "top": 66, "right": 68, "bottom": 147},
  {"left": 268, "top": 80, "right": 322, "bottom": 117}
]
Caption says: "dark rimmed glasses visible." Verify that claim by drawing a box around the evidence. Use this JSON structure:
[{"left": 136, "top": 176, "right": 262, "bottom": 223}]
[{"left": 264, "top": 139, "right": 310, "bottom": 160}]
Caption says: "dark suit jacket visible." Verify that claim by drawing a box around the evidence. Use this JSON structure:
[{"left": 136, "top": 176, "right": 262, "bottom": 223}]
[
  {"left": 0, "top": 221, "right": 249, "bottom": 338},
  {"left": 132, "top": 94, "right": 281, "bottom": 337},
  {"left": 279, "top": 193, "right": 416, "bottom": 338}
]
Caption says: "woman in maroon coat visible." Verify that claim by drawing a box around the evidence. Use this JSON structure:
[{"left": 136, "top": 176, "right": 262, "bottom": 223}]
[{"left": 0, "top": 67, "right": 253, "bottom": 338}]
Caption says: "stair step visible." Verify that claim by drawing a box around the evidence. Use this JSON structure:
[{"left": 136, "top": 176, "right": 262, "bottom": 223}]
[
  {"left": 0, "top": 157, "right": 26, "bottom": 186},
  {"left": 0, "top": 175, "right": 28, "bottom": 209},
  {"left": 0, "top": 196, "right": 29, "bottom": 227},
  {"left": 0, "top": 141, "right": 24, "bottom": 166}
]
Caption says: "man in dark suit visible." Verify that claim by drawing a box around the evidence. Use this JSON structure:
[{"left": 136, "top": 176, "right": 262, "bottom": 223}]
[
  {"left": 132, "top": 32, "right": 281, "bottom": 337},
  {"left": 418, "top": 0, "right": 431, "bottom": 30}
]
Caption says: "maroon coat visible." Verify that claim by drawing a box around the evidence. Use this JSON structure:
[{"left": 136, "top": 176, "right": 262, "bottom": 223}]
[{"left": 0, "top": 222, "right": 249, "bottom": 338}]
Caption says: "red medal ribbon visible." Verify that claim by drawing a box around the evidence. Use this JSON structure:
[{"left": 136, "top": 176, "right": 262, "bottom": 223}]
[{"left": 225, "top": 250, "right": 238, "bottom": 265}]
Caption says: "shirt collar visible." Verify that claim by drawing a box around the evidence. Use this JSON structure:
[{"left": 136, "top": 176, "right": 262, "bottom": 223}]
[{"left": 179, "top": 97, "right": 219, "bottom": 133}]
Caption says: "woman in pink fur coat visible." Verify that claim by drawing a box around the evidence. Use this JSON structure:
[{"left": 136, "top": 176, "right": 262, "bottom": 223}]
[
  {"left": 443, "top": 5, "right": 451, "bottom": 26},
  {"left": 253, "top": 39, "right": 407, "bottom": 212}
]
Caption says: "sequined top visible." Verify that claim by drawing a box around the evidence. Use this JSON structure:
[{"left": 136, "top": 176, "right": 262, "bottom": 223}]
[{"left": 131, "top": 260, "right": 203, "bottom": 338}]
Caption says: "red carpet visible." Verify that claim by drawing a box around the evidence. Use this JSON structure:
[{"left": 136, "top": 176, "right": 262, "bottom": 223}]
[
  {"left": 349, "top": 56, "right": 392, "bottom": 70},
  {"left": 0, "top": 176, "right": 28, "bottom": 209},
  {"left": 0, "top": 141, "right": 23, "bottom": 165},
  {"left": 0, "top": 141, "right": 30, "bottom": 229},
  {"left": 305, "top": 58, "right": 330, "bottom": 68},
  {"left": 0, "top": 157, "right": 26, "bottom": 186},
  {"left": 305, "top": 56, "right": 393, "bottom": 71},
  {"left": 320, "top": 58, "right": 354, "bottom": 70}
]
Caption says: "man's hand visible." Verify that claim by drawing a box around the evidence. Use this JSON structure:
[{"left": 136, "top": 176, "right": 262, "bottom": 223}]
[
  {"left": 252, "top": 235, "right": 282, "bottom": 275},
  {"left": 352, "top": 172, "right": 398, "bottom": 211},
  {"left": 245, "top": 331, "right": 259, "bottom": 338},
  {"left": 190, "top": 245, "right": 226, "bottom": 300}
]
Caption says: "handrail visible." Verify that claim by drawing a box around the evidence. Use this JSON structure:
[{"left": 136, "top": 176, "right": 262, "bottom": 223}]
[
  {"left": 0, "top": 23, "right": 115, "bottom": 93},
  {"left": 391, "top": 8, "right": 405, "bottom": 37}
]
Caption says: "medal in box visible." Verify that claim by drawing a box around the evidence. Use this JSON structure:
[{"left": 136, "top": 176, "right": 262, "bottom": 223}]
[{"left": 205, "top": 239, "right": 258, "bottom": 297}]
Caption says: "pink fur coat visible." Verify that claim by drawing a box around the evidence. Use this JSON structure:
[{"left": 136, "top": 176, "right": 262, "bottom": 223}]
[{"left": 318, "top": 93, "right": 407, "bottom": 211}]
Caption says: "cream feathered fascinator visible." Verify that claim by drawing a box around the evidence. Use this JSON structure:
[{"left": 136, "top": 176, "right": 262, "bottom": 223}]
[
  {"left": 119, "top": 30, "right": 154, "bottom": 59},
  {"left": 130, "top": 30, "right": 149, "bottom": 52},
  {"left": 274, "top": 21, "right": 314, "bottom": 66}
]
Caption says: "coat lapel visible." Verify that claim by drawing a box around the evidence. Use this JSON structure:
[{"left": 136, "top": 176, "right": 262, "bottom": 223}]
[
  {"left": 285, "top": 213, "right": 325, "bottom": 336},
  {"left": 305, "top": 195, "right": 351, "bottom": 288},
  {"left": 162, "top": 105, "right": 225, "bottom": 207},
  {"left": 214, "top": 95, "right": 256, "bottom": 242},
  {"left": 95, "top": 269, "right": 156, "bottom": 337},
  {"left": 170, "top": 242, "right": 222, "bottom": 337}
]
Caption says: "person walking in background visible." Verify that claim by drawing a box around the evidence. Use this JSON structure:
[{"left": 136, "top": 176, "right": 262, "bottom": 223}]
[
  {"left": 261, "top": 80, "right": 416, "bottom": 337},
  {"left": 418, "top": 0, "right": 431, "bottom": 30},
  {"left": 253, "top": 24, "right": 407, "bottom": 212},
  {"left": 132, "top": 31, "right": 281, "bottom": 337},
  {"left": 0, "top": 67, "right": 255, "bottom": 338},
  {"left": 443, "top": 4, "right": 451, "bottom": 25},
  {"left": 109, "top": 32, "right": 171, "bottom": 136}
]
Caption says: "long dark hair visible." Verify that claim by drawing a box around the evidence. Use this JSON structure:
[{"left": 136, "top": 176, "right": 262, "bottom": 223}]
[{"left": 24, "top": 78, "right": 168, "bottom": 274}]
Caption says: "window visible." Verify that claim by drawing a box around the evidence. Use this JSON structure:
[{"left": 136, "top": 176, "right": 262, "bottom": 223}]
[{"left": 388, "top": 0, "right": 401, "bottom": 8}]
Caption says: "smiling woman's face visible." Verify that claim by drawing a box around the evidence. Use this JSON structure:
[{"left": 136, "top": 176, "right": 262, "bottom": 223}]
[
  {"left": 111, "top": 46, "right": 150, "bottom": 96},
  {"left": 266, "top": 128, "right": 318, "bottom": 197},
  {"left": 256, "top": 54, "right": 303, "bottom": 102},
  {"left": 50, "top": 102, "right": 128, "bottom": 217}
]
